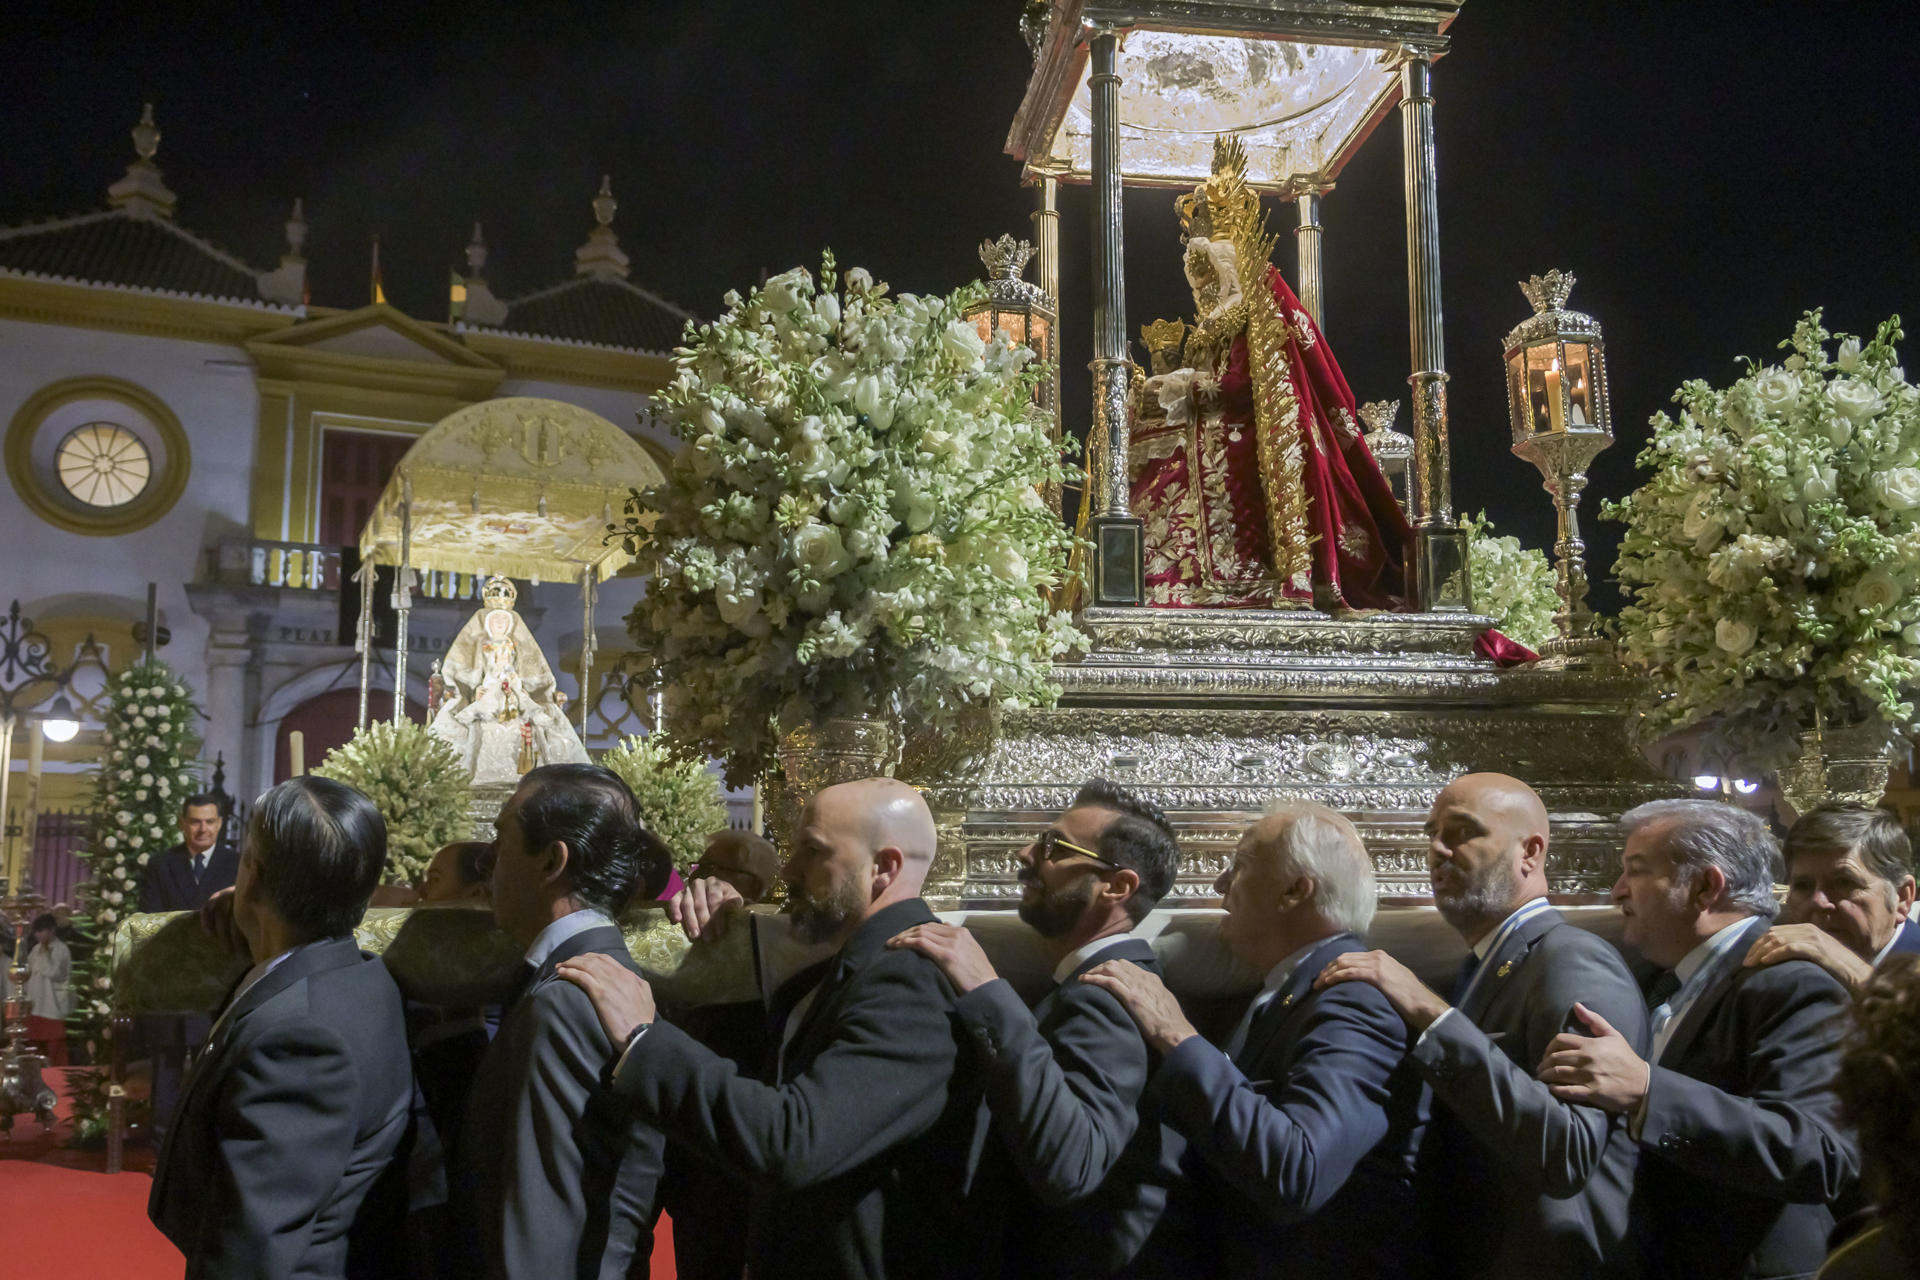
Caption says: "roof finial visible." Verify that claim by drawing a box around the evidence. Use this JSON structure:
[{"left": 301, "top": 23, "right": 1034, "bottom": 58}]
[
  {"left": 284, "top": 198, "right": 307, "bottom": 259},
  {"left": 133, "top": 103, "right": 161, "bottom": 162},
  {"left": 108, "top": 102, "right": 178, "bottom": 219},
  {"left": 593, "top": 174, "right": 617, "bottom": 229},
  {"left": 574, "top": 174, "right": 631, "bottom": 280},
  {"left": 466, "top": 222, "right": 488, "bottom": 275}
]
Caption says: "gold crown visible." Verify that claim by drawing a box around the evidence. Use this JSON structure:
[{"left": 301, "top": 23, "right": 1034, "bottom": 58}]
[
  {"left": 482, "top": 575, "right": 517, "bottom": 609},
  {"left": 1141, "top": 318, "right": 1188, "bottom": 353}
]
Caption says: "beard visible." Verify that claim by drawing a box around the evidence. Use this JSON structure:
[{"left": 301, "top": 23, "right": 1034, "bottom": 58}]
[
  {"left": 1433, "top": 855, "right": 1521, "bottom": 934},
  {"left": 1016, "top": 869, "right": 1097, "bottom": 939},
  {"left": 786, "top": 872, "right": 868, "bottom": 945}
]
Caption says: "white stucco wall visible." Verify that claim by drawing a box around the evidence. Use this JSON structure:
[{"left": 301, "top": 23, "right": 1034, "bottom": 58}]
[{"left": 0, "top": 315, "right": 260, "bottom": 700}]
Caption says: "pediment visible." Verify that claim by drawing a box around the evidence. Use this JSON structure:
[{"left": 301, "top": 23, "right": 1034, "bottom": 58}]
[{"left": 249, "top": 303, "right": 500, "bottom": 372}]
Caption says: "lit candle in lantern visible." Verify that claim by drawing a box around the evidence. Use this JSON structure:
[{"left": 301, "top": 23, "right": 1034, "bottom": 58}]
[
  {"left": 290, "top": 729, "right": 306, "bottom": 778},
  {"left": 1569, "top": 372, "right": 1590, "bottom": 426},
  {"left": 1544, "top": 362, "right": 1567, "bottom": 433}
]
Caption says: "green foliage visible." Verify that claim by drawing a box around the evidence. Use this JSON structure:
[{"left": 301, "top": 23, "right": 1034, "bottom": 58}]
[
  {"left": 313, "top": 720, "right": 473, "bottom": 887},
  {"left": 69, "top": 660, "right": 203, "bottom": 1143},
  {"left": 599, "top": 735, "right": 728, "bottom": 869},
  {"left": 1461, "top": 511, "right": 1559, "bottom": 652}
]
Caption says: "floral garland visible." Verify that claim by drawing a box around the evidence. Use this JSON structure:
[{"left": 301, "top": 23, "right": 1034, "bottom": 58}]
[
  {"left": 1605, "top": 311, "right": 1920, "bottom": 767},
  {"left": 68, "top": 661, "right": 202, "bottom": 1142},
  {"left": 1461, "top": 511, "right": 1558, "bottom": 652},
  {"left": 600, "top": 734, "right": 728, "bottom": 870},
  {"left": 616, "top": 253, "right": 1085, "bottom": 783}
]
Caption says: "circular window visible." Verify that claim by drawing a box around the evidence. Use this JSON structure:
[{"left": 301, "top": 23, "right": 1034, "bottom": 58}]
[
  {"left": 6, "top": 377, "right": 189, "bottom": 536},
  {"left": 56, "top": 422, "right": 153, "bottom": 507}
]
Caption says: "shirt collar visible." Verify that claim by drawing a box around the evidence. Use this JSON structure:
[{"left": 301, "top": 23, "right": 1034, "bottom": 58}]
[
  {"left": 1259, "top": 936, "right": 1332, "bottom": 998},
  {"left": 1872, "top": 920, "right": 1908, "bottom": 970},
  {"left": 524, "top": 907, "right": 614, "bottom": 969},
  {"left": 1472, "top": 895, "right": 1552, "bottom": 960},
  {"left": 1673, "top": 915, "right": 1756, "bottom": 989},
  {"left": 1050, "top": 930, "right": 1138, "bottom": 985},
  {"left": 232, "top": 939, "right": 315, "bottom": 1007}
]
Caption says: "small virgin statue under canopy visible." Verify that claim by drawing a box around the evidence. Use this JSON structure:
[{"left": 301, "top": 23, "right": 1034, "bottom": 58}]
[{"left": 429, "top": 575, "right": 590, "bottom": 786}]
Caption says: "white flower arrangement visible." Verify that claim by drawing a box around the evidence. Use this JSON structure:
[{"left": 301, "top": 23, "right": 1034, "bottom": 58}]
[
  {"left": 71, "top": 660, "right": 203, "bottom": 1141},
  {"left": 619, "top": 253, "right": 1085, "bottom": 782},
  {"left": 1461, "top": 512, "right": 1558, "bottom": 652},
  {"left": 1606, "top": 311, "right": 1920, "bottom": 767}
]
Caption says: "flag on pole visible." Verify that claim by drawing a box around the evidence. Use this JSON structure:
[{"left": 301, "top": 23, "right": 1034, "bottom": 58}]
[{"left": 371, "top": 235, "right": 387, "bottom": 305}]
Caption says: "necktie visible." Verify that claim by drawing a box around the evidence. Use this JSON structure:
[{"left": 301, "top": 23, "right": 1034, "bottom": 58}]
[
  {"left": 192, "top": 855, "right": 205, "bottom": 884},
  {"left": 1224, "top": 988, "right": 1280, "bottom": 1063},
  {"left": 1451, "top": 951, "right": 1482, "bottom": 1004},
  {"left": 1646, "top": 970, "right": 1683, "bottom": 1056}
]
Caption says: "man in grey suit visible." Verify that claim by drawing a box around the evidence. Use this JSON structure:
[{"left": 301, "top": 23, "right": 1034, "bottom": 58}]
[
  {"left": 888, "top": 778, "right": 1193, "bottom": 1278},
  {"left": 1087, "top": 802, "right": 1430, "bottom": 1280},
  {"left": 559, "top": 778, "right": 1001, "bottom": 1280},
  {"left": 1318, "top": 772, "right": 1648, "bottom": 1278},
  {"left": 1537, "top": 799, "right": 1859, "bottom": 1279},
  {"left": 455, "top": 762, "right": 673, "bottom": 1280},
  {"left": 1745, "top": 800, "right": 1920, "bottom": 995},
  {"left": 148, "top": 775, "right": 411, "bottom": 1279}
]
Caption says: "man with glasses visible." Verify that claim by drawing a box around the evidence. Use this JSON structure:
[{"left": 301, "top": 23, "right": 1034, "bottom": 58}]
[
  {"left": 888, "top": 778, "right": 1194, "bottom": 1278},
  {"left": 688, "top": 828, "right": 781, "bottom": 905}
]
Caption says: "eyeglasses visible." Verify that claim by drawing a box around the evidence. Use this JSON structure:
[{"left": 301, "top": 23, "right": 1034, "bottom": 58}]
[{"left": 1035, "top": 829, "right": 1122, "bottom": 871}]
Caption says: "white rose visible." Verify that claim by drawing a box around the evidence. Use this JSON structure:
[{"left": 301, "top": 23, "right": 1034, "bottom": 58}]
[
  {"left": 940, "top": 319, "right": 986, "bottom": 366},
  {"left": 103, "top": 836, "right": 117, "bottom": 850},
  {"left": 1872, "top": 468, "right": 1920, "bottom": 510},
  {"left": 791, "top": 523, "right": 852, "bottom": 580},
  {"left": 134, "top": 754, "right": 150, "bottom": 768},
  {"left": 1851, "top": 568, "right": 1902, "bottom": 613},
  {"left": 814, "top": 292, "right": 842, "bottom": 328},
  {"left": 763, "top": 267, "right": 811, "bottom": 313},
  {"left": 1803, "top": 467, "right": 1839, "bottom": 501},
  {"left": 1680, "top": 493, "right": 1724, "bottom": 542},
  {"left": 1715, "top": 618, "right": 1757, "bottom": 656},
  {"left": 985, "top": 543, "right": 1029, "bottom": 586},
  {"left": 1838, "top": 338, "right": 1863, "bottom": 372},
  {"left": 1904, "top": 622, "right": 1920, "bottom": 649},
  {"left": 852, "top": 374, "right": 895, "bottom": 430},
  {"left": 1830, "top": 377, "right": 1884, "bottom": 423},
  {"left": 138, "top": 853, "right": 150, "bottom": 866},
  {"left": 789, "top": 439, "right": 835, "bottom": 481},
  {"left": 1752, "top": 368, "right": 1798, "bottom": 412},
  {"left": 714, "top": 582, "right": 763, "bottom": 627},
  {"left": 845, "top": 267, "right": 874, "bottom": 293}
]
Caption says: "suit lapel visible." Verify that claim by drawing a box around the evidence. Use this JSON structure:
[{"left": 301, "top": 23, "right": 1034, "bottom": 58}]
[
  {"left": 1888, "top": 918, "right": 1920, "bottom": 958},
  {"left": 1459, "top": 906, "right": 1562, "bottom": 1025},
  {"left": 783, "top": 899, "right": 935, "bottom": 1076},
  {"left": 1657, "top": 915, "right": 1770, "bottom": 1067},
  {"left": 1237, "top": 933, "right": 1358, "bottom": 1070}
]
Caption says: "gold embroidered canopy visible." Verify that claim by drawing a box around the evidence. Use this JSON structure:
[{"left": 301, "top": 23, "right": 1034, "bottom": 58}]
[{"left": 357, "top": 397, "right": 665, "bottom": 584}]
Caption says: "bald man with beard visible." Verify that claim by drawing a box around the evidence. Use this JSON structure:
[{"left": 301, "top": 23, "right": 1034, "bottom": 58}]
[
  {"left": 559, "top": 778, "right": 1000, "bottom": 1280},
  {"left": 1317, "top": 773, "right": 1650, "bottom": 1279}
]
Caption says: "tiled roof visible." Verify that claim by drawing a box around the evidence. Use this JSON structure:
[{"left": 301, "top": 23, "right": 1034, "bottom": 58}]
[
  {"left": 0, "top": 210, "right": 269, "bottom": 305},
  {"left": 493, "top": 276, "right": 691, "bottom": 353}
]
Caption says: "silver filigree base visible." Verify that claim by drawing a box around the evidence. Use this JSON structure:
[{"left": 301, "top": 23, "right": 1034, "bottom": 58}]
[{"left": 918, "top": 608, "right": 1675, "bottom": 907}]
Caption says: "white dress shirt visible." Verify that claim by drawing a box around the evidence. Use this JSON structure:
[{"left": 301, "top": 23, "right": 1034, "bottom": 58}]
[
  {"left": 524, "top": 907, "right": 615, "bottom": 970},
  {"left": 1650, "top": 916, "right": 1755, "bottom": 1063},
  {"left": 1222, "top": 937, "right": 1327, "bottom": 1061}
]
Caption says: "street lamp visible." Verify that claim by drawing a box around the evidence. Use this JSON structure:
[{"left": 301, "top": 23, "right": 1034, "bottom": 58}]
[{"left": 41, "top": 694, "right": 79, "bottom": 744}]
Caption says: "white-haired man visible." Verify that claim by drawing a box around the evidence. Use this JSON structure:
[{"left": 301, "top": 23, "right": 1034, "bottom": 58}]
[
  {"left": 1537, "top": 798, "right": 1860, "bottom": 1279},
  {"left": 1084, "top": 803, "right": 1428, "bottom": 1279}
]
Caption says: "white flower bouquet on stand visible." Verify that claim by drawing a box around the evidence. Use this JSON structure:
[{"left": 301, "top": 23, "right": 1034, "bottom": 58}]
[
  {"left": 618, "top": 253, "right": 1084, "bottom": 785},
  {"left": 1607, "top": 311, "right": 1920, "bottom": 772}
]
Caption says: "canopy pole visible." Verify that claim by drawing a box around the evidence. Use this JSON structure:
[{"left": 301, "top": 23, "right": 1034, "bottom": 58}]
[
  {"left": 355, "top": 557, "right": 374, "bottom": 731},
  {"left": 579, "top": 569, "right": 597, "bottom": 735},
  {"left": 392, "top": 479, "right": 413, "bottom": 726}
]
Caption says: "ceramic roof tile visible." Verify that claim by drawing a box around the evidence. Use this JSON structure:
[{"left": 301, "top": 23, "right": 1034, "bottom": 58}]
[
  {"left": 0, "top": 210, "right": 269, "bottom": 305},
  {"left": 493, "top": 277, "right": 691, "bottom": 353}
]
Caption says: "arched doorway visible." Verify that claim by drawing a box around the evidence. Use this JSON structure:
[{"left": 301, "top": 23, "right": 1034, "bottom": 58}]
[{"left": 274, "top": 689, "right": 426, "bottom": 784}]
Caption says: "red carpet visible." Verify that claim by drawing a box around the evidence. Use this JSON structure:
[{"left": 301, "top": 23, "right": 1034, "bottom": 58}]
[{"left": 0, "top": 1067, "right": 679, "bottom": 1277}]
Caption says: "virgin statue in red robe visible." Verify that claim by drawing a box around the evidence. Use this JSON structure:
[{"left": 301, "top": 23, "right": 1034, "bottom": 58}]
[{"left": 1125, "top": 139, "right": 1412, "bottom": 612}]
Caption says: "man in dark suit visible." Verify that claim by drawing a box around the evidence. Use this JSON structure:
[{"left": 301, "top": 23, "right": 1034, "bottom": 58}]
[
  {"left": 888, "top": 778, "right": 1192, "bottom": 1278},
  {"left": 139, "top": 793, "right": 237, "bottom": 912},
  {"left": 1537, "top": 798, "right": 1859, "bottom": 1279},
  {"left": 1318, "top": 772, "right": 1649, "bottom": 1278},
  {"left": 558, "top": 777, "right": 1001, "bottom": 1280},
  {"left": 148, "top": 775, "right": 411, "bottom": 1278},
  {"left": 455, "top": 763, "right": 672, "bottom": 1280},
  {"left": 1085, "top": 801, "right": 1429, "bottom": 1279},
  {"left": 1744, "top": 800, "right": 1920, "bottom": 995}
]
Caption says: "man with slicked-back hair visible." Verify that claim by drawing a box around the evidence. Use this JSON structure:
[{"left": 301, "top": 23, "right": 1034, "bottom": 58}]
[{"left": 560, "top": 777, "right": 1001, "bottom": 1280}]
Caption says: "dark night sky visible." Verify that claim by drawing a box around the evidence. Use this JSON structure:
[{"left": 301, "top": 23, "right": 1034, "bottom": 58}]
[{"left": 9, "top": 0, "right": 1920, "bottom": 609}]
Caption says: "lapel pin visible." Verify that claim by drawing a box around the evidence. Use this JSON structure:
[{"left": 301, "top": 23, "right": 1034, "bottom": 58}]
[
  {"left": 1281, "top": 993, "right": 1294, "bottom": 1007},
  {"left": 1496, "top": 960, "right": 1513, "bottom": 978}
]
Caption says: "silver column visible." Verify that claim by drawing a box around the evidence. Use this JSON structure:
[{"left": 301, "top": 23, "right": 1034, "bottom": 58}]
[
  {"left": 579, "top": 569, "right": 597, "bottom": 734},
  {"left": 1086, "top": 24, "right": 1143, "bottom": 605},
  {"left": 1031, "top": 165, "right": 1062, "bottom": 420},
  {"left": 1398, "top": 54, "right": 1469, "bottom": 610},
  {"left": 1293, "top": 186, "right": 1326, "bottom": 331},
  {"left": 355, "top": 557, "right": 374, "bottom": 731},
  {"left": 391, "top": 479, "right": 413, "bottom": 725}
]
